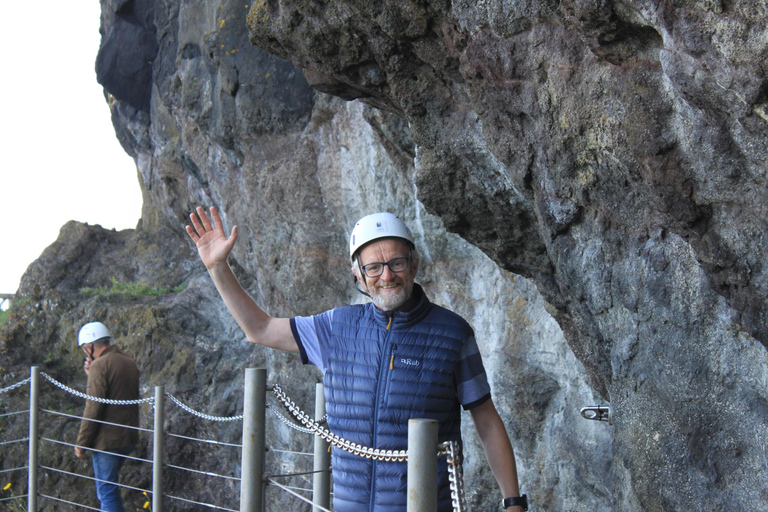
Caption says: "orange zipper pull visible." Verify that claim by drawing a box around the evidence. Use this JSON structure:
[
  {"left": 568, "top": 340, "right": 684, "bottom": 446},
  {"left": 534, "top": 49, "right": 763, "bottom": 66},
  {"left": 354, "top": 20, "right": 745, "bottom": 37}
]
[
  {"left": 390, "top": 353, "right": 395, "bottom": 370},
  {"left": 386, "top": 316, "right": 392, "bottom": 330}
]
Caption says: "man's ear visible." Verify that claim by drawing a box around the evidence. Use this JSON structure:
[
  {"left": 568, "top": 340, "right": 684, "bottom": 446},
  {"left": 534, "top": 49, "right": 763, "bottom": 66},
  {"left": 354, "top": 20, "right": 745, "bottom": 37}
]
[{"left": 351, "top": 264, "right": 367, "bottom": 291}]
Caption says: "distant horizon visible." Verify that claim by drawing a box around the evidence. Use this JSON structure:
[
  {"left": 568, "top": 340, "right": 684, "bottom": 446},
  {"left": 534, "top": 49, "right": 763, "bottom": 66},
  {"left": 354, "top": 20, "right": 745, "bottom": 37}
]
[{"left": 1, "top": 3, "right": 142, "bottom": 297}]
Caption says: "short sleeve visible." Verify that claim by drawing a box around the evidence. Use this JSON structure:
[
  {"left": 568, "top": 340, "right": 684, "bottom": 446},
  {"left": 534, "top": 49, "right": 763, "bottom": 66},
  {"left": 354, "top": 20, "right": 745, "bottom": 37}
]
[
  {"left": 455, "top": 335, "right": 491, "bottom": 410},
  {"left": 291, "top": 309, "right": 334, "bottom": 371}
]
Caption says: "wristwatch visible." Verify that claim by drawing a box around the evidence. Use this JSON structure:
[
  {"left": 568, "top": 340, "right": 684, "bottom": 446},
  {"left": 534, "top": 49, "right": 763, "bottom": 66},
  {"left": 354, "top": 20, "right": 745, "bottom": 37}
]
[{"left": 503, "top": 494, "right": 528, "bottom": 510}]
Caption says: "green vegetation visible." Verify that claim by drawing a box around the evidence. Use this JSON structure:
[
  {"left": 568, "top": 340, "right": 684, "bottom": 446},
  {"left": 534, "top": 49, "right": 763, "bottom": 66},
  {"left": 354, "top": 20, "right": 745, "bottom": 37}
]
[
  {"left": 81, "top": 277, "right": 187, "bottom": 297},
  {"left": 0, "top": 308, "right": 8, "bottom": 327}
]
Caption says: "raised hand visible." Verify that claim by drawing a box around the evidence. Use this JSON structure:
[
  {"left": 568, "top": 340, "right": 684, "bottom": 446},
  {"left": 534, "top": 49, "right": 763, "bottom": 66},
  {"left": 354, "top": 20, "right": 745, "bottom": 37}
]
[{"left": 186, "top": 206, "right": 239, "bottom": 270}]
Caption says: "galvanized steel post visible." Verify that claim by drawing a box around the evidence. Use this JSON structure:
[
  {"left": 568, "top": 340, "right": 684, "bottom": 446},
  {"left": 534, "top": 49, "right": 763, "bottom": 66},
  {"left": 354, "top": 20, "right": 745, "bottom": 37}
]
[
  {"left": 407, "top": 418, "right": 438, "bottom": 512},
  {"left": 240, "top": 368, "right": 266, "bottom": 512},
  {"left": 152, "top": 386, "right": 164, "bottom": 512},
  {"left": 312, "top": 383, "right": 331, "bottom": 511},
  {"left": 27, "top": 366, "right": 39, "bottom": 512}
]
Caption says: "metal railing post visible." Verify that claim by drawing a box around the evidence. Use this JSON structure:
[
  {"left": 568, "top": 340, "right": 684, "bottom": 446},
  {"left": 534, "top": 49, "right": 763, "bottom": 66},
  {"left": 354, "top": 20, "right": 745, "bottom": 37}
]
[
  {"left": 407, "top": 418, "right": 438, "bottom": 512},
  {"left": 27, "top": 366, "right": 39, "bottom": 512},
  {"left": 240, "top": 368, "right": 266, "bottom": 512},
  {"left": 153, "top": 386, "right": 164, "bottom": 512},
  {"left": 312, "top": 383, "right": 331, "bottom": 511}
]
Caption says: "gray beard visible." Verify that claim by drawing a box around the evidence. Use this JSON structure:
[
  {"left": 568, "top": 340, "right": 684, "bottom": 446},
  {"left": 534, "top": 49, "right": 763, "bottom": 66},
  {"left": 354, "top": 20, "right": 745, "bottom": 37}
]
[{"left": 370, "top": 280, "right": 414, "bottom": 311}]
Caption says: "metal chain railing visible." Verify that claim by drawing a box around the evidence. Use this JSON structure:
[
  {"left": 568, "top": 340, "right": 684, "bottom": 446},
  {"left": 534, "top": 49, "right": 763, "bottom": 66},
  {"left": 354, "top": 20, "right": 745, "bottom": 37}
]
[
  {"left": 271, "top": 383, "right": 468, "bottom": 511},
  {"left": 442, "top": 439, "right": 468, "bottom": 512},
  {"left": 164, "top": 393, "right": 243, "bottom": 422},
  {"left": 266, "top": 400, "right": 327, "bottom": 435},
  {"left": 272, "top": 384, "right": 408, "bottom": 462},
  {"left": 0, "top": 377, "right": 31, "bottom": 394},
  {"left": 41, "top": 372, "right": 245, "bottom": 423},
  {"left": 3, "top": 371, "right": 466, "bottom": 511},
  {"left": 40, "top": 372, "right": 154, "bottom": 405}
]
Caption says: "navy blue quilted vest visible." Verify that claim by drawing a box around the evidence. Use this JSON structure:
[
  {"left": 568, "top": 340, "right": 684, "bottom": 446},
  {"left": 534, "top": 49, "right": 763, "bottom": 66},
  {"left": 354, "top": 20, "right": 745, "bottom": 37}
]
[{"left": 324, "top": 285, "right": 472, "bottom": 512}]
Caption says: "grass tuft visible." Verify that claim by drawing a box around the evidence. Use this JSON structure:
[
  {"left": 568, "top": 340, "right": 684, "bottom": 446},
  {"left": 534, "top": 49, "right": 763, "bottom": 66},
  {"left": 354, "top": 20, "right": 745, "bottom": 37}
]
[{"left": 81, "top": 277, "right": 186, "bottom": 297}]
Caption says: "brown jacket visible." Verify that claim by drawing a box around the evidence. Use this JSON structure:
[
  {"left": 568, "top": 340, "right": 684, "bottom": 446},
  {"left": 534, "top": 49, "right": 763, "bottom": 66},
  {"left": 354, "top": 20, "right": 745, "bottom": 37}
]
[{"left": 76, "top": 345, "right": 140, "bottom": 451}]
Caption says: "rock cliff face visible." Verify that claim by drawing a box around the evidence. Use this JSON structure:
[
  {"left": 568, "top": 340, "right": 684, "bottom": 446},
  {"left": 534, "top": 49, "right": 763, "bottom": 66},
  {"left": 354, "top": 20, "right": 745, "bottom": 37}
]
[{"left": 1, "top": 0, "right": 767, "bottom": 511}]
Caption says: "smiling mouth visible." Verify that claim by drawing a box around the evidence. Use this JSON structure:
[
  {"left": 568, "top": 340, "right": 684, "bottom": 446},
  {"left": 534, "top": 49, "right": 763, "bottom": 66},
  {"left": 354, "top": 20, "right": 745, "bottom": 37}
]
[{"left": 377, "top": 283, "right": 400, "bottom": 291}]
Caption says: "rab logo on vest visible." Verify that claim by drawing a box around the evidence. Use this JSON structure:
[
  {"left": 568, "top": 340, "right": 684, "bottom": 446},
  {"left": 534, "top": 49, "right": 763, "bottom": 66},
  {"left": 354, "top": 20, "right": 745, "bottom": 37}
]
[{"left": 400, "top": 358, "right": 421, "bottom": 367}]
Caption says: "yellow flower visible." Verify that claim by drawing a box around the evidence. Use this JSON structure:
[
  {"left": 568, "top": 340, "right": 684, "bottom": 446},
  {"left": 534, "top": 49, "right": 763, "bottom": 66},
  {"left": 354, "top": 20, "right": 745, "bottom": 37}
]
[
  {"left": 143, "top": 502, "right": 150, "bottom": 509},
  {"left": 3, "top": 483, "right": 11, "bottom": 491},
  {"left": 143, "top": 492, "right": 147, "bottom": 496}
]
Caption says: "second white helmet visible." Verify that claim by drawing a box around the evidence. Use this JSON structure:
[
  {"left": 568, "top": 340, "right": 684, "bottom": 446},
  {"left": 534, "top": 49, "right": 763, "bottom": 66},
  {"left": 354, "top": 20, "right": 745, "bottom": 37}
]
[
  {"left": 349, "top": 212, "right": 414, "bottom": 261},
  {"left": 78, "top": 322, "right": 111, "bottom": 346}
]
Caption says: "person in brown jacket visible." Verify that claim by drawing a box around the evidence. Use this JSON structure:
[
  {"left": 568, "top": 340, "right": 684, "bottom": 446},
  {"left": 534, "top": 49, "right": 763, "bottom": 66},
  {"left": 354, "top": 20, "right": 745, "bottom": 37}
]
[{"left": 74, "top": 321, "right": 140, "bottom": 512}]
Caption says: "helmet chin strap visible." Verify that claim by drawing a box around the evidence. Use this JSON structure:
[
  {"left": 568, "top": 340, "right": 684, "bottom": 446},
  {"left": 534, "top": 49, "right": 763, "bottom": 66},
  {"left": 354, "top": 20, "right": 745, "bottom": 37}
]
[
  {"left": 354, "top": 277, "right": 372, "bottom": 298},
  {"left": 354, "top": 259, "right": 372, "bottom": 298}
]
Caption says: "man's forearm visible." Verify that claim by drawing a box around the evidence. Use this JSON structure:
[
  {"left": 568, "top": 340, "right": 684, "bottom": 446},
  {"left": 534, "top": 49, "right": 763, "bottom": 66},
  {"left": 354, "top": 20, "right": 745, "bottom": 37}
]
[
  {"left": 471, "top": 400, "right": 524, "bottom": 509},
  {"left": 482, "top": 418, "right": 521, "bottom": 498},
  {"left": 207, "top": 262, "right": 297, "bottom": 352}
]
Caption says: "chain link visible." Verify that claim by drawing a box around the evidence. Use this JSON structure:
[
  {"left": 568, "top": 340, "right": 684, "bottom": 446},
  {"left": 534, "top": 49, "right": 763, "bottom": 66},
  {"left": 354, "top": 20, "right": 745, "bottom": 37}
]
[
  {"left": 40, "top": 372, "right": 240, "bottom": 421},
  {"left": 273, "top": 384, "right": 409, "bottom": 462},
  {"left": 40, "top": 372, "right": 154, "bottom": 405},
  {"left": 267, "top": 403, "right": 318, "bottom": 434},
  {"left": 441, "top": 440, "right": 467, "bottom": 512},
  {"left": 0, "top": 377, "right": 31, "bottom": 395},
  {"left": 165, "top": 393, "right": 243, "bottom": 422}
]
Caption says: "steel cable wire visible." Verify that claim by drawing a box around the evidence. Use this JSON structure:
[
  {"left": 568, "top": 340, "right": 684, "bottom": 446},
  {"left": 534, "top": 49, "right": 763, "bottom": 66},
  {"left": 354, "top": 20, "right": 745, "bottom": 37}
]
[
  {"left": 40, "top": 494, "right": 102, "bottom": 511},
  {"left": 165, "top": 493, "right": 240, "bottom": 512},
  {"left": 265, "top": 477, "right": 333, "bottom": 512},
  {"left": 42, "top": 408, "right": 153, "bottom": 433},
  {"left": 39, "top": 464, "right": 151, "bottom": 494},
  {"left": 0, "top": 410, "right": 28, "bottom": 419}
]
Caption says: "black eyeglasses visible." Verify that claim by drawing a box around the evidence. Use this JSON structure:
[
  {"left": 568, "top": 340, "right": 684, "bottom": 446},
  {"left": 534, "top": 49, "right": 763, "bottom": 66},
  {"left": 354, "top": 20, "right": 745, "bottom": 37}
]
[{"left": 360, "top": 257, "right": 411, "bottom": 278}]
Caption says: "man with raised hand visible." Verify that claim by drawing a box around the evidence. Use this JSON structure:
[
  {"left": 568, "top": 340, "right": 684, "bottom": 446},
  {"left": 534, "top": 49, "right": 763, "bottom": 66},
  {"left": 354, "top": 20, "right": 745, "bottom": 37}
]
[{"left": 187, "top": 206, "right": 527, "bottom": 512}]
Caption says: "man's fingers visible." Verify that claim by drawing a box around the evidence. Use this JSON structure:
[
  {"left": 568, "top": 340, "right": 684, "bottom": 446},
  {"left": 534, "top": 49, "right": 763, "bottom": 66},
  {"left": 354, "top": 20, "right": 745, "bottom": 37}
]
[
  {"left": 189, "top": 210, "right": 206, "bottom": 235},
  {"left": 185, "top": 224, "right": 199, "bottom": 242},
  {"left": 198, "top": 206, "right": 214, "bottom": 231},
  {"left": 187, "top": 207, "right": 228, "bottom": 245},
  {"left": 210, "top": 206, "right": 223, "bottom": 232}
]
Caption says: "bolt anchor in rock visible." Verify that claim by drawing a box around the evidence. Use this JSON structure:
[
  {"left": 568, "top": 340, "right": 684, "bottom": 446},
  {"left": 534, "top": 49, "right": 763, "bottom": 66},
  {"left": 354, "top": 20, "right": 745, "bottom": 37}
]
[{"left": 580, "top": 405, "right": 613, "bottom": 425}]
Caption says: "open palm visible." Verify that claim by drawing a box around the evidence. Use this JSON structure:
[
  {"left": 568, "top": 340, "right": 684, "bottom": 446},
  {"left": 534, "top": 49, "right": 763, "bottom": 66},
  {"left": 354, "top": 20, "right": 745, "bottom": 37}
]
[{"left": 186, "top": 206, "right": 238, "bottom": 269}]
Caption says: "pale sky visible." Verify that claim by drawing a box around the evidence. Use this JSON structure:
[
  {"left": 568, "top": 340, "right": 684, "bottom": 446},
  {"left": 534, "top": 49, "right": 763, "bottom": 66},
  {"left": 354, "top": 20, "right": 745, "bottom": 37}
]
[{"left": 0, "top": 3, "right": 142, "bottom": 301}]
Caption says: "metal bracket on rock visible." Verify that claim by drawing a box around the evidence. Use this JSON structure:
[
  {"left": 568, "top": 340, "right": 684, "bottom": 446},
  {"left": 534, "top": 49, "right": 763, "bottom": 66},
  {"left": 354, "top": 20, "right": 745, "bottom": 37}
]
[{"left": 580, "top": 405, "right": 613, "bottom": 425}]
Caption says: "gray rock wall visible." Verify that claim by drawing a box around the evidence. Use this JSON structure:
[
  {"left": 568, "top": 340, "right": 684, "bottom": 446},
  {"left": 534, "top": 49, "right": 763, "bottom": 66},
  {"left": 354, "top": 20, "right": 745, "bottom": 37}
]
[
  {"left": 246, "top": 1, "right": 768, "bottom": 509},
  {"left": 1, "top": 0, "right": 766, "bottom": 511}
]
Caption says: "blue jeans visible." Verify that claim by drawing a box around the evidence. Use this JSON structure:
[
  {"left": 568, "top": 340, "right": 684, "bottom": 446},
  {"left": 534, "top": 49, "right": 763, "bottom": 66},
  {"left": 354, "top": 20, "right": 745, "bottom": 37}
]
[{"left": 92, "top": 446, "right": 134, "bottom": 512}]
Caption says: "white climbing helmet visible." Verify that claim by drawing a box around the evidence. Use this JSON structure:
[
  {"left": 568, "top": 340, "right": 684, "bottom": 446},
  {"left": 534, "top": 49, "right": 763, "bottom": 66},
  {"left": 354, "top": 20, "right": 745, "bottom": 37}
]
[
  {"left": 349, "top": 212, "right": 414, "bottom": 261},
  {"left": 78, "top": 322, "right": 111, "bottom": 346}
]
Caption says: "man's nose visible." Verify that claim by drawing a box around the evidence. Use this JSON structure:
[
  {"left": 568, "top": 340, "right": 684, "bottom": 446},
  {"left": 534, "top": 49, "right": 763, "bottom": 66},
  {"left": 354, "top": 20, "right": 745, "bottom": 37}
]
[{"left": 380, "top": 264, "right": 395, "bottom": 280}]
